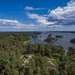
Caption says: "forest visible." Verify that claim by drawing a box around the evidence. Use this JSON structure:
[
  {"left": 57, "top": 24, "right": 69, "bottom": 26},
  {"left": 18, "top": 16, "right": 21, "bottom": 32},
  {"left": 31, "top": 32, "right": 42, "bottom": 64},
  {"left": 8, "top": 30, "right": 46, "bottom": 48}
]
[{"left": 0, "top": 32, "right": 75, "bottom": 75}]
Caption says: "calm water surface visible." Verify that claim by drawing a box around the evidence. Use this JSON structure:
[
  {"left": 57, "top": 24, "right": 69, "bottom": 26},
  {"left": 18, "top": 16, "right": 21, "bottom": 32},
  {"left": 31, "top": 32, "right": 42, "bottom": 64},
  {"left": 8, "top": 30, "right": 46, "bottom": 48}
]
[{"left": 31, "top": 32, "right": 75, "bottom": 50}]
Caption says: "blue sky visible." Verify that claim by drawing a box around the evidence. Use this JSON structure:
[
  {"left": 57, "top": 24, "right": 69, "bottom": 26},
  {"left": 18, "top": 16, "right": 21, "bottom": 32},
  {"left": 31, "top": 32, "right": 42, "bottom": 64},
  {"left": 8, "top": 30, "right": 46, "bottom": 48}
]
[{"left": 0, "top": 0, "right": 75, "bottom": 31}]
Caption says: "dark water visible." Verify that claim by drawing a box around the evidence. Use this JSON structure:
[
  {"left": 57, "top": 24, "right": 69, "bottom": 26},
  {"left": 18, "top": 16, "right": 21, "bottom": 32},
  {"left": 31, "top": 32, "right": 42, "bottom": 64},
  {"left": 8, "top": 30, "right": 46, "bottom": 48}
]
[{"left": 31, "top": 32, "right": 75, "bottom": 50}]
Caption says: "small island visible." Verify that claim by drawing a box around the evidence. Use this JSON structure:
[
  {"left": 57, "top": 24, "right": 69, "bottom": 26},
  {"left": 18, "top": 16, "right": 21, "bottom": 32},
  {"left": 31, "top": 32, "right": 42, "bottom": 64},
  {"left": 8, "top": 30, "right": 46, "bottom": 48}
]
[
  {"left": 44, "top": 34, "right": 63, "bottom": 43},
  {"left": 44, "top": 34, "right": 56, "bottom": 43},
  {"left": 70, "top": 38, "right": 75, "bottom": 44}
]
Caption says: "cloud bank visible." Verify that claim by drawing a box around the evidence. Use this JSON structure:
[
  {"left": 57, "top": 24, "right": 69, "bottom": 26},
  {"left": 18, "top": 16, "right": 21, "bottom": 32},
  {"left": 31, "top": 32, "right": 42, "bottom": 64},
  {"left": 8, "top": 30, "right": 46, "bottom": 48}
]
[
  {"left": 1, "top": 0, "right": 75, "bottom": 31},
  {"left": 24, "top": 0, "right": 75, "bottom": 31},
  {"left": 26, "top": 13, "right": 55, "bottom": 25},
  {"left": 0, "top": 19, "right": 50, "bottom": 31},
  {"left": 0, "top": 19, "right": 19, "bottom": 27},
  {"left": 48, "top": 0, "right": 75, "bottom": 26}
]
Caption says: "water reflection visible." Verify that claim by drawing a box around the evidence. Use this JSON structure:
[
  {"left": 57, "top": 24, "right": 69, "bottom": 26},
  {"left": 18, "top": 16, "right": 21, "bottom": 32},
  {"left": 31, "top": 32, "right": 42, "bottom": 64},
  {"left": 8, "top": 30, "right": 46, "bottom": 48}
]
[{"left": 31, "top": 32, "right": 75, "bottom": 50}]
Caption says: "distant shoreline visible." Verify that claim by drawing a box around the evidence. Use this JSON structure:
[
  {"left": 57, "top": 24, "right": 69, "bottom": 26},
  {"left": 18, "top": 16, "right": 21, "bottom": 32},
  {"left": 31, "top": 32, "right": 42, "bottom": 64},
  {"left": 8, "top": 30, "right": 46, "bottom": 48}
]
[{"left": 0, "top": 31, "right": 75, "bottom": 33}]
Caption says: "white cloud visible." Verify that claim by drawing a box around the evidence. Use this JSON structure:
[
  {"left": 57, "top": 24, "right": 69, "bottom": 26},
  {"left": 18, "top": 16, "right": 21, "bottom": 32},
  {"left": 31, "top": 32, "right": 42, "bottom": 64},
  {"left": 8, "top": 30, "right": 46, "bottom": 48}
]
[
  {"left": 48, "top": 0, "right": 75, "bottom": 25},
  {"left": 24, "top": 6, "right": 34, "bottom": 10},
  {"left": 0, "top": 19, "right": 19, "bottom": 25},
  {"left": 0, "top": 19, "right": 51, "bottom": 31},
  {"left": 27, "top": 13, "right": 55, "bottom": 25},
  {"left": 16, "top": 23, "right": 36, "bottom": 29},
  {"left": 0, "top": 19, "right": 35, "bottom": 29},
  {"left": 1, "top": 0, "right": 75, "bottom": 31},
  {"left": 25, "top": 6, "right": 47, "bottom": 11}
]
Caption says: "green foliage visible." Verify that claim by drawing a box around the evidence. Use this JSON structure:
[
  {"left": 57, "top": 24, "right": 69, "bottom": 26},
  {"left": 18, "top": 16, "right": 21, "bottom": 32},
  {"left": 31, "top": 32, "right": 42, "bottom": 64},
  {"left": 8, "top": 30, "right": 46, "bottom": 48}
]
[
  {"left": 44, "top": 34, "right": 56, "bottom": 43},
  {"left": 55, "top": 35, "right": 63, "bottom": 39},
  {"left": 0, "top": 32, "right": 74, "bottom": 75},
  {"left": 70, "top": 38, "right": 75, "bottom": 44}
]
